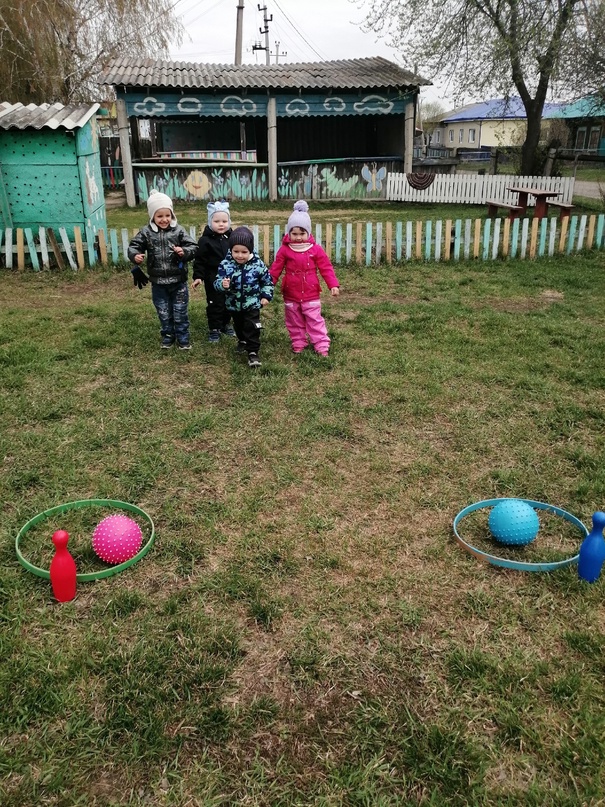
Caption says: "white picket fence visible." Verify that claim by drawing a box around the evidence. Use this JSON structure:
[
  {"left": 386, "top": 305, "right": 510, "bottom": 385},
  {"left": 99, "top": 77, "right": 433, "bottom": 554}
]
[{"left": 387, "top": 173, "right": 575, "bottom": 206}]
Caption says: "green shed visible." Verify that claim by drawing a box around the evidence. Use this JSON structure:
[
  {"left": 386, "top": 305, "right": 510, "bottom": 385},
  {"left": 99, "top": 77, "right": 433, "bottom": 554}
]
[{"left": 0, "top": 101, "right": 106, "bottom": 238}]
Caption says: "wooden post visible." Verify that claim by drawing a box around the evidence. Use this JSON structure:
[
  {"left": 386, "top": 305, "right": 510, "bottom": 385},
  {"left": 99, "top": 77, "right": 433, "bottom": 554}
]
[
  {"left": 97, "top": 229, "right": 108, "bottom": 264},
  {"left": 16, "top": 228, "right": 25, "bottom": 270},
  {"left": 355, "top": 222, "right": 363, "bottom": 264},
  {"left": 47, "top": 228, "right": 65, "bottom": 269},
  {"left": 404, "top": 98, "right": 416, "bottom": 173},
  {"left": 116, "top": 97, "right": 137, "bottom": 207},
  {"left": 267, "top": 96, "right": 278, "bottom": 202},
  {"left": 263, "top": 224, "right": 270, "bottom": 264},
  {"left": 325, "top": 222, "right": 333, "bottom": 260},
  {"left": 73, "top": 226, "right": 86, "bottom": 269}
]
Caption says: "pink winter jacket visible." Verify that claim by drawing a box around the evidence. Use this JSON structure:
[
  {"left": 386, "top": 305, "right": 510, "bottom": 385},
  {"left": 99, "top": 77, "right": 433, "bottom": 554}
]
[{"left": 270, "top": 234, "right": 339, "bottom": 303}]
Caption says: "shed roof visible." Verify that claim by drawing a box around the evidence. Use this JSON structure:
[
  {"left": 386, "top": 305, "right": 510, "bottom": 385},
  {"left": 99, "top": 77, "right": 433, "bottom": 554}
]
[
  {"left": 99, "top": 57, "right": 429, "bottom": 92},
  {"left": 0, "top": 102, "right": 100, "bottom": 130}
]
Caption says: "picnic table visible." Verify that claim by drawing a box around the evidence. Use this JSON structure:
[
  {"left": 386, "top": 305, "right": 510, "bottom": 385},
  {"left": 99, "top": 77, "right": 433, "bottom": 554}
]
[{"left": 506, "top": 186, "right": 562, "bottom": 219}]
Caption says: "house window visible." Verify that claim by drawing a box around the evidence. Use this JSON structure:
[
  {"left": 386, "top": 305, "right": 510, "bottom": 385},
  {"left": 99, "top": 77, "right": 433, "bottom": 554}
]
[
  {"left": 575, "top": 127, "right": 587, "bottom": 150},
  {"left": 588, "top": 126, "right": 601, "bottom": 151},
  {"left": 469, "top": 128, "right": 476, "bottom": 144},
  {"left": 459, "top": 128, "right": 464, "bottom": 143},
  {"left": 435, "top": 129, "right": 441, "bottom": 144},
  {"left": 449, "top": 130, "right": 454, "bottom": 143}
]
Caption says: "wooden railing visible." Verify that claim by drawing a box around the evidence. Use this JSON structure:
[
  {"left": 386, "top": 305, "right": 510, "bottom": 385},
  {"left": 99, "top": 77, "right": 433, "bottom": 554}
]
[{"left": 1, "top": 213, "right": 603, "bottom": 271}]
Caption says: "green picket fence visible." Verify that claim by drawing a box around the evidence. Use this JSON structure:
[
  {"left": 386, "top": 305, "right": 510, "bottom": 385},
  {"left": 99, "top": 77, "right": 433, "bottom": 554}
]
[{"left": 2, "top": 214, "right": 604, "bottom": 271}]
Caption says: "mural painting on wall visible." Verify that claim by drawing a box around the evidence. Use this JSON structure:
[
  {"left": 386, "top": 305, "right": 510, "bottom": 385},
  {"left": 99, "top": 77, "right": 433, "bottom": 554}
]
[
  {"left": 136, "top": 167, "right": 269, "bottom": 202},
  {"left": 85, "top": 158, "right": 101, "bottom": 208},
  {"left": 135, "top": 163, "right": 391, "bottom": 201},
  {"left": 278, "top": 163, "right": 390, "bottom": 200}
]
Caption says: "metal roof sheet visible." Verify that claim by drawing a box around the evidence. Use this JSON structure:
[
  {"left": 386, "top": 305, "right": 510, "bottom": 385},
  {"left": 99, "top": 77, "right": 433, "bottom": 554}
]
[
  {"left": 442, "top": 97, "right": 561, "bottom": 122},
  {"left": 544, "top": 96, "right": 605, "bottom": 119},
  {"left": 0, "top": 102, "right": 100, "bottom": 130},
  {"left": 99, "top": 57, "right": 429, "bottom": 91}
]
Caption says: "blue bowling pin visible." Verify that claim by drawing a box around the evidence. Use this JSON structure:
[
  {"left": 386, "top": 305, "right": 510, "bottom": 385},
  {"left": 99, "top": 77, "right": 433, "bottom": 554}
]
[{"left": 578, "top": 511, "right": 605, "bottom": 583}]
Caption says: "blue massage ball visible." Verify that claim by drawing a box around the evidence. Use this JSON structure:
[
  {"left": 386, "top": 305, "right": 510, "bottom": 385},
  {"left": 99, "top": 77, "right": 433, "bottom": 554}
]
[{"left": 488, "top": 499, "right": 540, "bottom": 546}]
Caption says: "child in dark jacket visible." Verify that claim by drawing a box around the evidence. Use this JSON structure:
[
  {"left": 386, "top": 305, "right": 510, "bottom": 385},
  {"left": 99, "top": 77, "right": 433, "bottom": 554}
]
[
  {"left": 270, "top": 200, "right": 339, "bottom": 356},
  {"left": 214, "top": 227, "right": 274, "bottom": 368},
  {"left": 128, "top": 189, "right": 198, "bottom": 349},
  {"left": 191, "top": 201, "right": 235, "bottom": 343}
]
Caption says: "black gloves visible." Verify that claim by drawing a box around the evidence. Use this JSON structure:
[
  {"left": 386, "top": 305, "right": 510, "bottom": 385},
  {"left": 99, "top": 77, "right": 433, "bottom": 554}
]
[{"left": 131, "top": 266, "right": 149, "bottom": 289}]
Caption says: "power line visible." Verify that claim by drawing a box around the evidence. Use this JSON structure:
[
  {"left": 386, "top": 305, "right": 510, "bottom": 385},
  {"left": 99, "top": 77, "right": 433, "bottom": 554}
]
[
  {"left": 271, "top": 0, "right": 327, "bottom": 61},
  {"left": 179, "top": 0, "right": 225, "bottom": 28}
]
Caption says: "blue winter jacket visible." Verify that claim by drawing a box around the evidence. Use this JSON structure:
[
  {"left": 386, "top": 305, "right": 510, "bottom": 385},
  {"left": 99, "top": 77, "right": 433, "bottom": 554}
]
[{"left": 214, "top": 251, "right": 274, "bottom": 312}]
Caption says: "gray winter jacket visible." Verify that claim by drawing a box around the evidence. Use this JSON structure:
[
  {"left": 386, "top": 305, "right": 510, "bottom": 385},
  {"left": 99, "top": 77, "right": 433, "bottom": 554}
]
[{"left": 128, "top": 223, "right": 198, "bottom": 284}]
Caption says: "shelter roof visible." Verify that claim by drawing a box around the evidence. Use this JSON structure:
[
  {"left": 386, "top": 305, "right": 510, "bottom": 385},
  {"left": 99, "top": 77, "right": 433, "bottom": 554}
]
[
  {"left": 99, "top": 57, "right": 429, "bottom": 92},
  {"left": 0, "top": 102, "right": 100, "bottom": 130},
  {"left": 442, "top": 97, "right": 561, "bottom": 122}
]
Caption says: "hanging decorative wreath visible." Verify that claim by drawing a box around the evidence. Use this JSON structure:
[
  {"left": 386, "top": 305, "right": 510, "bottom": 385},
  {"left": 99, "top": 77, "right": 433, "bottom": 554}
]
[{"left": 406, "top": 172, "right": 436, "bottom": 191}]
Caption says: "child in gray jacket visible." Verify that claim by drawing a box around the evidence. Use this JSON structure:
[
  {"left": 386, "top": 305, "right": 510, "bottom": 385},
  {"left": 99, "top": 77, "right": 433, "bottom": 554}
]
[{"left": 128, "top": 189, "right": 197, "bottom": 349}]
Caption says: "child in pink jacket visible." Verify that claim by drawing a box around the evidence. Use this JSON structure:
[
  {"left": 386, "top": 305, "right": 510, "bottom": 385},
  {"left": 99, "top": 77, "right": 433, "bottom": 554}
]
[{"left": 270, "top": 200, "right": 340, "bottom": 356}]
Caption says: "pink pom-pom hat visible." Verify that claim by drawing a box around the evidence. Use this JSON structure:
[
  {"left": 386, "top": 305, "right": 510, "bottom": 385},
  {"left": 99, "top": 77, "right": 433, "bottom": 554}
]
[{"left": 286, "top": 200, "right": 312, "bottom": 234}]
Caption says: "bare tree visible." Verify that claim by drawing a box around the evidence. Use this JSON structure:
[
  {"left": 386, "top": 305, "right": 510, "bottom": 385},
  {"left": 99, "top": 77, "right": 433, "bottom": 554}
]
[
  {"left": 359, "top": 0, "right": 603, "bottom": 174},
  {"left": 0, "top": 0, "right": 183, "bottom": 104},
  {"left": 419, "top": 100, "right": 446, "bottom": 151}
]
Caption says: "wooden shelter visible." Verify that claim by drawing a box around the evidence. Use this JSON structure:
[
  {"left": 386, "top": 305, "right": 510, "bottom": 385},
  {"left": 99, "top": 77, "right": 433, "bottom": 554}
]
[
  {"left": 0, "top": 102, "right": 106, "bottom": 238},
  {"left": 99, "top": 57, "right": 430, "bottom": 204}
]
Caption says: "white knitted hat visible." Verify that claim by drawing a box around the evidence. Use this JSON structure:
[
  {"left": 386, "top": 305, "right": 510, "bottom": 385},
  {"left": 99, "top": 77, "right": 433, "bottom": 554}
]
[{"left": 147, "top": 189, "right": 176, "bottom": 226}]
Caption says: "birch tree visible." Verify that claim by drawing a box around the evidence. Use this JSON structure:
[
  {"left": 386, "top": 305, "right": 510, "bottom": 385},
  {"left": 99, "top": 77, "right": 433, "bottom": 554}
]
[
  {"left": 0, "top": 0, "right": 183, "bottom": 104},
  {"left": 360, "top": 0, "right": 602, "bottom": 174}
]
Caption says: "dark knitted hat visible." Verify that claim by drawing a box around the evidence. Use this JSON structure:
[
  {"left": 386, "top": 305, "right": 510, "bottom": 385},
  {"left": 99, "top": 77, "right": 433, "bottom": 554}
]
[{"left": 228, "top": 226, "right": 254, "bottom": 252}]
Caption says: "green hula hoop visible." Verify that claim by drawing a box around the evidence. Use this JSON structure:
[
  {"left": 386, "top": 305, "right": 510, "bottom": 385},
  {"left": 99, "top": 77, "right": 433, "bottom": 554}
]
[
  {"left": 16, "top": 499, "right": 155, "bottom": 582},
  {"left": 453, "top": 498, "right": 585, "bottom": 572}
]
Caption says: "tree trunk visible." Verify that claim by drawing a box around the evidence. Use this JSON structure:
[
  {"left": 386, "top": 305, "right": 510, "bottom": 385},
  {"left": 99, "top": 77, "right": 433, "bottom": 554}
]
[{"left": 521, "top": 100, "right": 546, "bottom": 175}]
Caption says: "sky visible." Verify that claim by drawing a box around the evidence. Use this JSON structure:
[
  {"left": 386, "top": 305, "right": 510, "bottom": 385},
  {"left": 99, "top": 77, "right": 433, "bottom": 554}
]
[{"left": 167, "top": 0, "right": 452, "bottom": 109}]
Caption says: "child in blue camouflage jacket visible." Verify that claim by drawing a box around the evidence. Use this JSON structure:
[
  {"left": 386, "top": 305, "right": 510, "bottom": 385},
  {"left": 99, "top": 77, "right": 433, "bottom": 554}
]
[{"left": 214, "top": 227, "right": 273, "bottom": 368}]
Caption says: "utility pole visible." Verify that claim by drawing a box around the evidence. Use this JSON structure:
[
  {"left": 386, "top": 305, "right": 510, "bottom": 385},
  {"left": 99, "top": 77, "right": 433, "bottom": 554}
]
[
  {"left": 252, "top": 4, "right": 272, "bottom": 65},
  {"left": 234, "top": 0, "right": 244, "bottom": 65},
  {"left": 234, "top": 0, "right": 246, "bottom": 156},
  {"left": 272, "top": 41, "right": 287, "bottom": 64}
]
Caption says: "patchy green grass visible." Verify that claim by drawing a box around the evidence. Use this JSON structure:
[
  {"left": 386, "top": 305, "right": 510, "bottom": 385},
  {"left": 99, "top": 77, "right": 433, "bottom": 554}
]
[
  {"left": 1, "top": 251, "right": 605, "bottom": 805},
  {"left": 106, "top": 196, "right": 600, "bottom": 233}
]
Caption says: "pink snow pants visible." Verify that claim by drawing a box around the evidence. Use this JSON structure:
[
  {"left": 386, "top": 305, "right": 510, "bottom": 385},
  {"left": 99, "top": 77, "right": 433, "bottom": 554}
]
[{"left": 284, "top": 299, "right": 330, "bottom": 355}]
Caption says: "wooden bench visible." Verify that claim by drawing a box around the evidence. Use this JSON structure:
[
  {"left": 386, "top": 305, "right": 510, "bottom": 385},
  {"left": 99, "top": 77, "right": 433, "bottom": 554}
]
[
  {"left": 486, "top": 200, "right": 524, "bottom": 220},
  {"left": 547, "top": 201, "right": 574, "bottom": 220}
]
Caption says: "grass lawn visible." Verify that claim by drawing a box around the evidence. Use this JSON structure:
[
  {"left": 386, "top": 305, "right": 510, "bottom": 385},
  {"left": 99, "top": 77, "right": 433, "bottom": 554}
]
[
  {"left": 106, "top": 196, "right": 603, "bottom": 234},
  {"left": 1, "top": 251, "right": 605, "bottom": 805}
]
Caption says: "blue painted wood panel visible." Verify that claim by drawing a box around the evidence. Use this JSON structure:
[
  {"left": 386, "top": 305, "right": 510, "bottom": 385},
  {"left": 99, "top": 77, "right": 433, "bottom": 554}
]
[
  {"left": 123, "top": 91, "right": 413, "bottom": 118},
  {"left": 0, "top": 131, "right": 76, "bottom": 164}
]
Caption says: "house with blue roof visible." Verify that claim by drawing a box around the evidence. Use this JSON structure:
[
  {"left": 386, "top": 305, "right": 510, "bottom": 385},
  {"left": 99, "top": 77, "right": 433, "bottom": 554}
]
[{"left": 433, "top": 97, "right": 562, "bottom": 155}]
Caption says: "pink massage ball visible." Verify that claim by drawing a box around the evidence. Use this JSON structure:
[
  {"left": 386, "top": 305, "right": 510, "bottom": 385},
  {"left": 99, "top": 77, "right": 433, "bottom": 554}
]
[{"left": 92, "top": 514, "right": 143, "bottom": 564}]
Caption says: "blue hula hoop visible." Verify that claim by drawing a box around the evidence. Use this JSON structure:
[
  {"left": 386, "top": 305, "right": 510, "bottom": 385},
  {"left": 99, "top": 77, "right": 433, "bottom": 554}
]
[{"left": 453, "top": 498, "right": 585, "bottom": 572}]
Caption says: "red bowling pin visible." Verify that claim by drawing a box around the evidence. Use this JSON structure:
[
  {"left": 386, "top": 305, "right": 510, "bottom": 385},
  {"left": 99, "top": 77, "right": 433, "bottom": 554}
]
[{"left": 49, "top": 530, "right": 77, "bottom": 602}]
